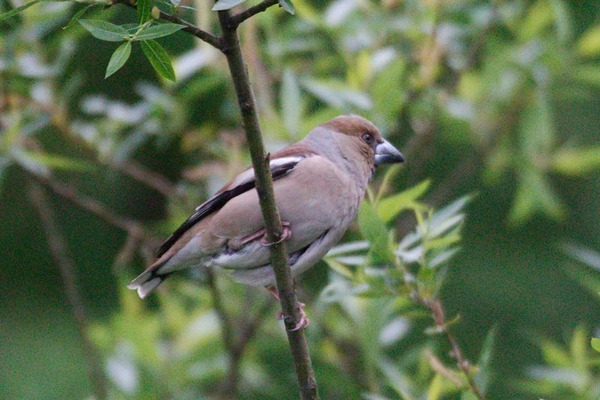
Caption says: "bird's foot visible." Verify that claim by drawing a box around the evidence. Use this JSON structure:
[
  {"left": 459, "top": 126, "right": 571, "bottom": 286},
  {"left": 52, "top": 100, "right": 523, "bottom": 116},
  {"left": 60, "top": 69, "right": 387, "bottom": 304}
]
[
  {"left": 276, "top": 302, "right": 310, "bottom": 331},
  {"left": 266, "top": 285, "right": 280, "bottom": 300},
  {"left": 238, "top": 222, "right": 291, "bottom": 248},
  {"left": 260, "top": 221, "right": 291, "bottom": 246}
]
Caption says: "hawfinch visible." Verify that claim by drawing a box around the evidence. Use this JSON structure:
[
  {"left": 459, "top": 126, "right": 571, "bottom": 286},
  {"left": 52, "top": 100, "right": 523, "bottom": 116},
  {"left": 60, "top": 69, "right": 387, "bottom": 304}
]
[{"left": 128, "top": 115, "right": 404, "bottom": 299}]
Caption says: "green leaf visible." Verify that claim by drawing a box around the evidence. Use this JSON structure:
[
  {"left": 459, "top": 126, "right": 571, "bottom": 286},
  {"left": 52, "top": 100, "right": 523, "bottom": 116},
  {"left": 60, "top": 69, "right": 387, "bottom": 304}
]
[
  {"left": 323, "top": 258, "right": 355, "bottom": 279},
  {"left": 327, "top": 241, "right": 369, "bottom": 257},
  {"left": 105, "top": 42, "right": 131, "bottom": 78},
  {"left": 0, "top": 0, "right": 42, "bottom": 22},
  {"left": 428, "top": 195, "right": 470, "bottom": 238},
  {"left": 571, "top": 65, "right": 600, "bottom": 87},
  {"left": 562, "top": 243, "right": 600, "bottom": 271},
  {"left": 552, "top": 146, "right": 600, "bottom": 176},
  {"left": 460, "top": 393, "right": 478, "bottom": 400},
  {"left": 377, "top": 180, "right": 430, "bottom": 223},
  {"left": 141, "top": 39, "right": 176, "bottom": 81},
  {"left": 377, "top": 357, "right": 416, "bottom": 399},
  {"left": 133, "top": 23, "right": 185, "bottom": 41},
  {"left": 15, "top": 151, "right": 95, "bottom": 172},
  {"left": 280, "top": 69, "right": 302, "bottom": 136},
  {"left": 427, "top": 374, "right": 445, "bottom": 400},
  {"left": 63, "top": 4, "right": 97, "bottom": 31},
  {"left": 570, "top": 325, "right": 588, "bottom": 371},
  {"left": 212, "top": 0, "right": 247, "bottom": 11},
  {"left": 591, "top": 338, "right": 600, "bottom": 353},
  {"left": 302, "top": 79, "right": 372, "bottom": 110},
  {"left": 518, "top": 0, "right": 554, "bottom": 41},
  {"left": 563, "top": 261, "right": 600, "bottom": 298},
  {"left": 577, "top": 24, "right": 600, "bottom": 57},
  {"left": 358, "top": 201, "right": 394, "bottom": 264},
  {"left": 279, "top": 0, "right": 295, "bottom": 14},
  {"left": 474, "top": 326, "right": 497, "bottom": 393},
  {"left": 137, "top": 0, "right": 152, "bottom": 24},
  {"left": 519, "top": 90, "right": 554, "bottom": 155},
  {"left": 79, "top": 19, "right": 128, "bottom": 42},
  {"left": 509, "top": 168, "right": 565, "bottom": 224},
  {"left": 372, "top": 59, "right": 407, "bottom": 122},
  {"left": 550, "top": 0, "right": 573, "bottom": 44}
]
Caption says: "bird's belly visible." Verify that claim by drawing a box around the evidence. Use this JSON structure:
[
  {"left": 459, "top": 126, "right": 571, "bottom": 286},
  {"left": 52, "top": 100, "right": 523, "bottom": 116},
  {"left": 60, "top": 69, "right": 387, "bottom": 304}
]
[
  {"left": 209, "top": 218, "right": 325, "bottom": 270},
  {"left": 210, "top": 240, "right": 270, "bottom": 270}
]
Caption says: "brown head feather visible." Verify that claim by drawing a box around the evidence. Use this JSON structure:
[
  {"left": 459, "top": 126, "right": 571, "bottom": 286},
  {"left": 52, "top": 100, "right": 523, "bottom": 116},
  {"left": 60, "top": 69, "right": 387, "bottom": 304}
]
[{"left": 321, "top": 115, "right": 382, "bottom": 142}]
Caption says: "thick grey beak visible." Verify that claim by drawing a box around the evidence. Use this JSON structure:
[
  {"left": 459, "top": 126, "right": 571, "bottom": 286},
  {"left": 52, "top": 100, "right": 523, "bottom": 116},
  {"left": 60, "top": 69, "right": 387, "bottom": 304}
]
[{"left": 375, "top": 139, "right": 405, "bottom": 164}]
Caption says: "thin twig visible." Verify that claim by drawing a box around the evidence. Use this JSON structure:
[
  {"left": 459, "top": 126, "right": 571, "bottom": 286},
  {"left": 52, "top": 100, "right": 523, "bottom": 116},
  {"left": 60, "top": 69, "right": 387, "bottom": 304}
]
[
  {"left": 234, "top": 298, "right": 272, "bottom": 355},
  {"left": 110, "top": 159, "right": 177, "bottom": 200},
  {"left": 206, "top": 270, "right": 238, "bottom": 395},
  {"left": 112, "top": 0, "right": 223, "bottom": 49},
  {"left": 216, "top": 8, "right": 319, "bottom": 400},
  {"left": 208, "top": 270, "right": 274, "bottom": 398},
  {"left": 27, "top": 181, "right": 109, "bottom": 400},
  {"left": 30, "top": 172, "right": 145, "bottom": 238},
  {"left": 113, "top": 231, "right": 145, "bottom": 272},
  {"left": 221, "top": 296, "right": 273, "bottom": 398},
  {"left": 425, "top": 298, "right": 487, "bottom": 400},
  {"left": 231, "top": 0, "right": 279, "bottom": 27}
]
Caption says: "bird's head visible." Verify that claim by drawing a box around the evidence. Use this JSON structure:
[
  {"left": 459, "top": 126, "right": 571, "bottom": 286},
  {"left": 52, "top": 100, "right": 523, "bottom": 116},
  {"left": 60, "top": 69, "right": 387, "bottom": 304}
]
[{"left": 319, "top": 114, "right": 405, "bottom": 167}]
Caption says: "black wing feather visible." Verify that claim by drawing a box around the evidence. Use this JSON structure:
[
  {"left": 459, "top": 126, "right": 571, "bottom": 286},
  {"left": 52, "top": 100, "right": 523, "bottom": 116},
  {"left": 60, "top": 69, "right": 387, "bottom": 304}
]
[{"left": 155, "top": 160, "right": 300, "bottom": 257}]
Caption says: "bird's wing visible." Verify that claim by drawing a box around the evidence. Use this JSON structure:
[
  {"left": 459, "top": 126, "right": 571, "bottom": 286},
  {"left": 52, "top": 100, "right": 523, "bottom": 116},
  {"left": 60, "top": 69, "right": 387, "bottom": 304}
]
[
  {"left": 207, "top": 154, "right": 357, "bottom": 272},
  {"left": 155, "top": 151, "right": 311, "bottom": 258}
]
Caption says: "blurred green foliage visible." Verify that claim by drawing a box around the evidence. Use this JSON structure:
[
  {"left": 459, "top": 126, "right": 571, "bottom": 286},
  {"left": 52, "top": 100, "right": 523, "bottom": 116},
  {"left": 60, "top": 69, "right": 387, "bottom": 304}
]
[{"left": 1, "top": 0, "right": 599, "bottom": 399}]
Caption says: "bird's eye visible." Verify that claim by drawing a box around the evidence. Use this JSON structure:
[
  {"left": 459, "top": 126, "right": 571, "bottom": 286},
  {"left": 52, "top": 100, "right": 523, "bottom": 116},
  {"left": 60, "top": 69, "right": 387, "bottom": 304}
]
[{"left": 362, "top": 133, "right": 373, "bottom": 144}]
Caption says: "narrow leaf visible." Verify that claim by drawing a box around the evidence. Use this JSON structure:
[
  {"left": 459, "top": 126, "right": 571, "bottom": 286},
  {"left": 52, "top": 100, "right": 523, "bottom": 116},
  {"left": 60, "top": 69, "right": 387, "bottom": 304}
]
[
  {"left": 63, "top": 4, "right": 96, "bottom": 30},
  {"left": 141, "top": 40, "right": 175, "bottom": 81},
  {"left": 212, "top": 0, "right": 247, "bottom": 11},
  {"left": 327, "top": 241, "right": 370, "bottom": 257},
  {"left": 302, "top": 79, "right": 373, "bottom": 110},
  {"left": 137, "top": 0, "right": 152, "bottom": 24},
  {"left": 105, "top": 42, "right": 132, "bottom": 78},
  {"left": 79, "top": 19, "right": 128, "bottom": 42},
  {"left": 0, "top": 0, "right": 42, "bottom": 22},
  {"left": 571, "top": 65, "right": 600, "bottom": 87},
  {"left": 279, "top": 0, "right": 295, "bottom": 14},
  {"left": 474, "top": 326, "right": 497, "bottom": 393},
  {"left": 509, "top": 168, "right": 565, "bottom": 224},
  {"left": 358, "top": 202, "right": 395, "bottom": 263},
  {"left": 133, "top": 23, "right": 185, "bottom": 41},
  {"left": 592, "top": 338, "right": 600, "bottom": 353},
  {"left": 562, "top": 243, "right": 600, "bottom": 271},
  {"left": 377, "top": 180, "right": 430, "bottom": 223},
  {"left": 377, "top": 357, "right": 417, "bottom": 399},
  {"left": 552, "top": 146, "right": 600, "bottom": 176},
  {"left": 577, "top": 25, "right": 600, "bottom": 57},
  {"left": 563, "top": 264, "right": 600, "bottom": 297},
  {"left": 519, "top": 90, "right": 554, "bottom": 155},
  {"left": 15, "top": 151, "right": 95, "bottom": 172},
  {"left": 280, "top": 69, "right": 302, "bottom": 136},
  {"left": 518, "top": 0, "right": 554, "bottom": 41}
]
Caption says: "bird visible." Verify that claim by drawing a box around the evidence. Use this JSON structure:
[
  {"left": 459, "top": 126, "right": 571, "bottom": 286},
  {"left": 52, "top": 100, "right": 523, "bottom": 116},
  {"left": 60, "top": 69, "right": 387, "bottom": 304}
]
[{"left": 128, "top": 115, "right": 404, "bottom": 328}]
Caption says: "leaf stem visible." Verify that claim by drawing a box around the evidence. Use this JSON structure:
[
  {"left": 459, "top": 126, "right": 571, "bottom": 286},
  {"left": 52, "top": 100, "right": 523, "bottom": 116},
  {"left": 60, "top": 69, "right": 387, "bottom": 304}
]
[{"left": 112, "top": 0, "right": 223, "bottom": 49}]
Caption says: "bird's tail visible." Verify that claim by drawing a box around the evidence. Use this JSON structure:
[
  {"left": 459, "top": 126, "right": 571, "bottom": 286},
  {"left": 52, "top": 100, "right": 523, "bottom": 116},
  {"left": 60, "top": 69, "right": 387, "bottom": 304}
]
[{"left": 127, "top": 266, "right": 170, "bottom": 299}]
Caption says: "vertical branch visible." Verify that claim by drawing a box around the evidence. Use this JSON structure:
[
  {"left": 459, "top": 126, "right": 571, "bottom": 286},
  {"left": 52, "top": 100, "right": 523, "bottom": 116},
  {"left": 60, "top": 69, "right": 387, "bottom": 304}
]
[
  {"left": 216, "top": 9, "right": 320, "bottom": 400},
  {"left": 27, "top": 181, "right": 109, "bottom": 400}
]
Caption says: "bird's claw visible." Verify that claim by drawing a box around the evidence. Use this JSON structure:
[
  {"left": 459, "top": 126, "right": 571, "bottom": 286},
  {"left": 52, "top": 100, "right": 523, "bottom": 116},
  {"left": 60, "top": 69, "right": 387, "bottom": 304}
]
[
  {"left": 276, "top": 302, "right": 309, "bottom": 331},
  {"left": 260, "top": 222, "right": 291, "bottom": 247}
]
